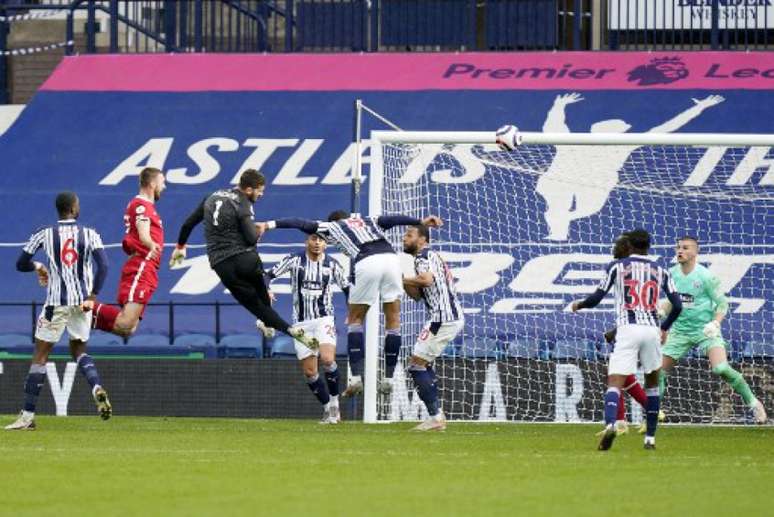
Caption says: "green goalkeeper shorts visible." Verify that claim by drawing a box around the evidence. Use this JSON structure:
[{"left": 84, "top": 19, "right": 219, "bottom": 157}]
[{"left": 662, "top": 330, "right": 726, "bottom": 361}]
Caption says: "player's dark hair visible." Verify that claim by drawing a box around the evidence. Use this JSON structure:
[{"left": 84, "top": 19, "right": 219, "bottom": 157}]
[
  {"left": 677, "top": 235, "right": 699, "bottom": 248},
  {"left": 327, "top": 210, "right": 349, "bottom": 222},
  {"left": 139, "top": 167, "right": 162, "bottom": 188},
  {"left": 55, "top": 191, "right": 78, "bottom": 217},
  {"left": 238, "top": 169, "right": 265, "bottom": 189},
  {"left": 412, "top": 224, "right": 431, "bottom": 243},
  {"left": 612, "top": 232, "right": 631, "bottom": 260},
  {"left": 628, "top": 228, "right": 651, "bottom": 253}
]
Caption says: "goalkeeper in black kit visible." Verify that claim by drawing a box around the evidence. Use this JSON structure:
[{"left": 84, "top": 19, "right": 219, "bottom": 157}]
[{"left": 170, "top": 169, "right": 319, "bottom": 350}]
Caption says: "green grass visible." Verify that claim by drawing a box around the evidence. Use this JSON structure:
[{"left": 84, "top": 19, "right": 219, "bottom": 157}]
[{"left": 1, "top": 416, "right": 772, "bottom": 517}]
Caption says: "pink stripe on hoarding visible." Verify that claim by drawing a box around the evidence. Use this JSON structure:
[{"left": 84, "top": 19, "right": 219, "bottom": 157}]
[{"left": 40, "top": 52, "right": 774, "bottom": 92}]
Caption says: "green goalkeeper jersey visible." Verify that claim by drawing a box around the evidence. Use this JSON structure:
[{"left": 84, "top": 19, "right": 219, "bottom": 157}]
[{"left": 669, "top": 263, "right": 729, "bottom": 334}]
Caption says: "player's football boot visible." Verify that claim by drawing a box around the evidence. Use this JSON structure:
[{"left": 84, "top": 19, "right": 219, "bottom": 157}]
[
  {"left": 378, "top": 377, "right": 393, "bottom": 395},
  {"left": 328, "top": 401, "right": 341, "bottom": 423},
  {"left": 411, "top": 412, "right": 446, "bottom": 432},
  {"left": 4, "top": 411, "right": 36, "bottom": 431},
  {"left": 643, "top": 436, "right": 656, "bottom": 450},
  {"left": 288, "top": 326, "right": 319, "bottom": 350},
  {"left": 752, "top": 399, "right": 768, "bottom": 424},
  {"left": 255, "top": 320, "right": 276, "bottom": 339},
  {"left": 614, "top": 420, "right": 629, "bottom": 436},
  {"left": 93, "top": 387, "right": 112, "bottom": 420},
  {"left": 597, "top": 424, "right": 617, "bottom": 451},
  {"left": 342, "top": 376, "right": 363, "bottom": 398}
]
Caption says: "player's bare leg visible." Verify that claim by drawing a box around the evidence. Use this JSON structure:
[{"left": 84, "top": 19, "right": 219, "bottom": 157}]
[
  {"left": 708, "top": 346, "right": 767, "bottom": 423},
  {"left": 408, "top": 355, "right": 446, "bottom": 431},
  {"left": 70, "top": 339, "right": 111, "bottom": 420},
  {"left": 380, "top": 299, "right": 402, "bottom": 395},
  {"left": 112, "top": 303, "right": 144, "bottom": 337},
  {"left": 342, "top": 303, "right": 369, "bottom": 398},
  {"left": 5, "top": 339, "right": 53, "bottom": 430}
]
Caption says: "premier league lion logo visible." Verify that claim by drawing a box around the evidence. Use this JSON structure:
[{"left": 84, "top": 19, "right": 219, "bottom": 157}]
[{"left": 627, "top": 57, "right": 689, "bottom": 86}]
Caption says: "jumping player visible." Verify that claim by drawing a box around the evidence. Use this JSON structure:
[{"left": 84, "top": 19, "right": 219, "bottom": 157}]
[
  {"left": 572, "top": 229, "right": 682, "bottom": 451},
  {"left": 6, "top": 192, "right": 111, "bottom": 430},
  {"left": 265, "top": 234, "right": 350, "bottom": 424},
  {"left": 257, "top": 211, "right": 443, "bottom": 397},
  {"left": 85, "top": 167, "right": 166, "bottom": 336},
  {"left": 170, "top": 169, "right": 319, "bottom": 349}
]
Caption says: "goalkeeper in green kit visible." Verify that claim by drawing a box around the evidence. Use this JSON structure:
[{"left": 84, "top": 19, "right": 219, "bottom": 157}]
[{"left": 659, "top": 236, "right": 767, "bottom": 424}]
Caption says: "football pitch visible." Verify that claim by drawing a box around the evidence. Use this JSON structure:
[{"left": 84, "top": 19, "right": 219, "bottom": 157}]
[{"left": 1, "top": 416, "right": 771, "bottom": 517}]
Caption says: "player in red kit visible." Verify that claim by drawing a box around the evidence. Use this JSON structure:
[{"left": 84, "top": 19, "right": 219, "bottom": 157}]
[{"left": 83, "top": 167, "right": 166, "bottom": 336}]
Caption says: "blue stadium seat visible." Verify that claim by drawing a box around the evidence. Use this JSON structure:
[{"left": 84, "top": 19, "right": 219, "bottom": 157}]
[
  {"left": 742, "top": 342, "right": 774, "bottom": 358},
  {"left": 0, "top": 333, "right": 32, "bottom": 348},
  {"left": 506, "top": 339, "right": 541, "bottom": 358},
  {"left": 127, "top": 334, "right": 171, "bottom": 348},
  {"left": 173, "top": 333, "right": 216, "bottom": 348},
  {"left": 269, "top": 335, "right": 297, "bottom": 358},
  {"left": 552, "top": 340, "right": 595, "bottom": 360},
  {"left": 87, "top": 333, "right": 125, "bottom": 347},
  {"left": 727, "top": 341, "right": 745, "bottom": 362},
  {"left": 218, "top": 334, "right": 263, "bottom": 358},
  {"left": 174, "top": 333, "right": 217, "bottom": 359},
  {"left": 459, "top": 338, "right": 501, "bottom": 359}
]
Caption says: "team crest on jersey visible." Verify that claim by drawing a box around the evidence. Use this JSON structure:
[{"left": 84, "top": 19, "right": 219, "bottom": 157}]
[
  {"left": 693, "top": 281, "right": 702, "bottom": 289},
  {"left": 135, "top": 205, "right": 146, "bottom": 214}
]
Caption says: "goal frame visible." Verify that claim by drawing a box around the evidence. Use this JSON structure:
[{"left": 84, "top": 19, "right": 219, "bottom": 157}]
[{"left": 364, "top": 129, "right": 774, "bottom": 424}]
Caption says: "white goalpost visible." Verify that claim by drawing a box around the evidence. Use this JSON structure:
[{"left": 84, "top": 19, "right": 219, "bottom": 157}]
[{"left": 364, "top": 128, "right": 774, "bottom": 425}]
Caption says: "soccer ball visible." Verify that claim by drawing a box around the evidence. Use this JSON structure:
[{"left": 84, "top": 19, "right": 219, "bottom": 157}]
[{"left": 495, "top": 124, "right": 521, "bottom": 151}]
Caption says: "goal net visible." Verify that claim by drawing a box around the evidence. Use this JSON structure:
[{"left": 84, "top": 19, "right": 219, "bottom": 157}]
[{"left": 364, "top": 129, "right": 774, "bottom": 424}]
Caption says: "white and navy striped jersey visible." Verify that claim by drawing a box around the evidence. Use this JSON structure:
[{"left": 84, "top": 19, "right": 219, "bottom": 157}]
[
  {"left": 415, "top": 247, "right": 463, "bottom": 323},
  {"left": 596, "top": 254, "right": 677, "bottom": 328},
  {"left": 22, "top": 220, "right": 105, "bottom": 307},
  {"left": 316, "top": 215, "right": 393, "bottom": 260},
  {"left": 267, "top": 252, "right": 349, "bottom": 323}
]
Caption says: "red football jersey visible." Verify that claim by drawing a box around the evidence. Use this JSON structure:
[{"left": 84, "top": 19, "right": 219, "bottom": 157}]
[{"left": 122, "top": 195, "right": 164, "bottom": 266}]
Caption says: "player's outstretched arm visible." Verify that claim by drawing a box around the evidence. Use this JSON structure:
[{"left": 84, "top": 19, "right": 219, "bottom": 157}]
[
  {"left": 172, "top": 199, "right": 206, "bottom": 267},
  {"left": 375, "top": 214, "right": 443, "bottom": 230},
  {"left": 264, "top": 218, "right": 321, "bottom": 234},
  {"left": 573, "top": 261, "right": 617, "bottom": 312}
]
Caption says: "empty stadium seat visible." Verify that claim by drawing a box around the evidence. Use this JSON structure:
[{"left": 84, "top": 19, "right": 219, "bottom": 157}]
[
  {"left": 0, "top": 333, "right": 32, "bottom": 348},
  {"left": 506, "top": 339, "right": 541, "bottom": 359},
  {"left": 269, "top": 335, "right": 297, "bottom": 358},
  {"left": 173, "top": 333, "right": 216, "bottom": 348},
  {"left": 127, "top": 334, "right": 171, "bottom": 348},
  {"left": 552, "top": 340, "right": 595, "bottom": 360},
  {"left": 459, "top": 338, "right": 501, "bottom": 359},
  {"left": 742, "top": 342, "right": 774, "bottom": 358},
  {"left": 87, "top": 333, "right": 125, "bottom": 347},
  {"left": 218, "top": 334, "right": 263, "bottom": 358}
]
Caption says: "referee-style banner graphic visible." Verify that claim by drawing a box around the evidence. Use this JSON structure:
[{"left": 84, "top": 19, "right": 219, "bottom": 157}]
[{"left": 0, "top": 52, "right": 771, "bottom": 349}]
